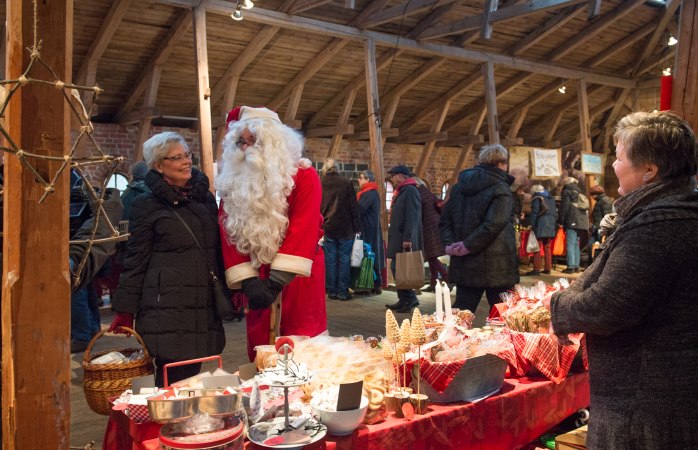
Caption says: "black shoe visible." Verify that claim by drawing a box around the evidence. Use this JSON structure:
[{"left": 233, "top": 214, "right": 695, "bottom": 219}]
[
  {"left": 70, "top": 339, "right": 90, "bottom": 354},
  {"left": 525, "top": 270, "right": 540, "bottom": 276},
  {"left": 328, "top": 294, "right": 338, "bottom": 300},
  {"left": 574, "top": 268, "right": 582, "bottom": 273},
  {"left": 562, "top": 268, "right": 575, "bottom": 274},
  {"left": 395, "top": 301, "right": 419, "bottom": 314},
  {"left": 338, "top": 294, "right": 353, "bottom": 301},
  {"left": 385, "top": 301, "right": 401, "bottom": 310},
  {"left": 371, "top": 288, "right": 383, "bottom": 295},
  {"left": 423, "top": 285, "right": 436, "bottom": 293},
  {"left": 542, "top": 270, "right": 551, "bottom": 275}
]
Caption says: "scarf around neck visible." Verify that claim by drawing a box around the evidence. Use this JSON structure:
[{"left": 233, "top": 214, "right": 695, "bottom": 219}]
[
  {"left": 391, "top": 178, "right": 417, "bottom": 206},
  {"left": 357, "top": 181, "right": 378, "bottom": 200},
  {"left": 614, "top": 179, "right": 690, "bottom": 222}
]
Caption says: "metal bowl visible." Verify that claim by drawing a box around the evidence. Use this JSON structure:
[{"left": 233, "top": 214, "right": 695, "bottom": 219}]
[
  {"left": 197, "top": 393, "right": 242, "bottom": 416},
  {"left": 147, "top": 396, "right": 196, "bottom": 423}
]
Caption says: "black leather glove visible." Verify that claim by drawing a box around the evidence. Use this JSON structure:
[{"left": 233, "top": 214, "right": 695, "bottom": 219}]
[{"left": 242, "top": 278, "right": 276, "bottom": 310}]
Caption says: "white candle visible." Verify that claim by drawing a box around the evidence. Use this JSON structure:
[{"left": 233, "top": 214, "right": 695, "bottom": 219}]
[
  {"left": 435, "top": 281, "right": 443, "bottom": 322},
  {"left": 442, "top": 281, "right": 453, "bottom": 322}
]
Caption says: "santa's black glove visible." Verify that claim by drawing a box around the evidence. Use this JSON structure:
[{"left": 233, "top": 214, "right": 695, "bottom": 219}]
[
  {"left": 242, "top": 278, "right": 276, "bottom": 310},
  {"left": 264, "top": 278, "right": 283, "bottom": 301}
]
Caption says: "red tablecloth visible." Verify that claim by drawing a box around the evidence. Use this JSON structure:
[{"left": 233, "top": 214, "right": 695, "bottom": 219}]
[{"left": 106, "top": 372, "right": 589, "bottom": 450}]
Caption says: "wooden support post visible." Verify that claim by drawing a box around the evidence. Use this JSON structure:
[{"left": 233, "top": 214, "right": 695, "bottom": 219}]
[
  {"left": 192, "top": 6, "right": 215, "bottom": 188},
  {"left": 214, "top": 76, "right": 239, "bottom": 160},
  {"left": 284, "top": 83, "right": 304, "bottom": 123},
  {"left": 576, "top": 79, "right": 592, "bottom": 152},
  {"left": 416, "top": 101, "right": 451, "bottom": 177},
  {"left": 2, "top": 0, "right": 71, "bottom": 448},
  {"left": 453, "top": 106, "right": 487, "bottom": 181},
  {"left": 544, "top": 110, "right": 565, "bottom": 145},
  {"left": 364, "top": 39, "right": 387, "bottom": 233},
  {"left": 482, "top": 61, "right": 500, "bottom": 145},
  {"left": 672, "top": 0, "right": 698, "bottom": 131},
  {"left": 327, "top": 88, "right": 358, "bottom": 159},
  {"left": 134, "top": 66, "right": 162, "bottom": 162},
  {"left": 507, "top": 106, "right": 528, "bottom": 139}
]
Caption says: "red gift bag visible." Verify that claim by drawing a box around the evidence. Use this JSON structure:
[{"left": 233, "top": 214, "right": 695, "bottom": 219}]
[{"left": 552, "top": 227, "right": 566, "bottom": 256}]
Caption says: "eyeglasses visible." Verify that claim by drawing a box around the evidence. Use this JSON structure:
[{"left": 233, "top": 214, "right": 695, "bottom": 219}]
[
  {"left": 163, "top": 152, "right": 192, "bottom": 162},
  {"left": 236, "top": 138, "right": 256, "bottom": 149}
]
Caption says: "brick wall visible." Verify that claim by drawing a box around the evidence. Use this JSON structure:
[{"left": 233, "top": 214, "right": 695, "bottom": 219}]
[{"left": 77, "top": 123, "right": 479, "bottom": 196}]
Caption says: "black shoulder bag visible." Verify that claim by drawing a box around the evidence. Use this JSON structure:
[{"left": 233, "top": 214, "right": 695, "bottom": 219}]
[{"left": 168, "top": 207, "right": 236, "bottom": 321}]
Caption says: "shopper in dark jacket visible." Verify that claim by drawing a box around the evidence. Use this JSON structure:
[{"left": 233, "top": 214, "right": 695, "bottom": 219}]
[
  {"left": 385, "top": 165, "right": 423, "bottom": 313},
  {"left": 357, "top": 170, "right": 385, "bottom": 294},
  {"left": 544, "top": 111, "right": 698, "bottom": 449},
  {"left": 440, "top": 144, "right": 519, "bottom": 315},
  {"left": 527, "top": 184, "right": 557, "bottom": 275},
  {"left": 110, "top": 132, "right": 225, "bottom": 386},
  {"left": 121, "top": 161, "right": 150, "bottom": 221},
  {"left": 589, "top": 184, "right": 613, "bottom": 243},
  {"left": 415, "top": 178, "right": 447, "bottom": 292},
  {"left": 321, "top": 159, "right": 360, "bottom": 300},
  {"left": 558, "top": 177, "right": 590, "bottom": 273}
]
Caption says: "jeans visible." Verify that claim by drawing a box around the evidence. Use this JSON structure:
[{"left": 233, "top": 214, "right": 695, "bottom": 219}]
[
  {"left": 71, "top": 284, "right": 101, "bottom": 342},
  {"left": 565, "top": 228, "right": 580, "bottom": 269},
  {"left": 390, "top": 258, "right": 417, "bottom": 304},
  {"left": 324, "top": 236, "right": 354, "bottom": 298},
  {"left": 454, "top": 285, "right": 512, "bottom": 314}
]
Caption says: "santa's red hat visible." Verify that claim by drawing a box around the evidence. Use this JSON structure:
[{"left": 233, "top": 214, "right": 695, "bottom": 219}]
[{"left": 226, "top": 106, "right": 281, "bottom": 127}]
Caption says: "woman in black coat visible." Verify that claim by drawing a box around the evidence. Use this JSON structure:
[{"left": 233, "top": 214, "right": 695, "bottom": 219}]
[
  {"left": 440, "top": 144, "right": 519, "bottom": 315},
  {"left": 111, "top": 132, "right": 225, "bottom": 386},
  {"left": 357, "top": 170, "right": 385, "bottom": 294}
]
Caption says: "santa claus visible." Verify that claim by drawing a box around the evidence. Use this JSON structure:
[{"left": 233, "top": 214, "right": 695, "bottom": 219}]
[{"left": 216, "top": 106, "right": 327, "bottom": 361}]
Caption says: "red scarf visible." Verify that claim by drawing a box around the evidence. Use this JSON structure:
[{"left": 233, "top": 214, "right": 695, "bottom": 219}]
[
  {"left": 357, "top": 181, "right": 378, "bottom": 200},
  {"left": 391, "top": 178, "right": 417, "bottom": 207}
]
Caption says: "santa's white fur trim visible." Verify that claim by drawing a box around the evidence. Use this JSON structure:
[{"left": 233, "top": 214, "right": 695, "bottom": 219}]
[
  {"left": 225, "top": 262, "right": 259, "bottom": 289},
  {"left": 271, "top": 253, "right": 313, "bottom": 277},
  {"left": 240, "top": 106, "right": 281, "bottom": 124}
]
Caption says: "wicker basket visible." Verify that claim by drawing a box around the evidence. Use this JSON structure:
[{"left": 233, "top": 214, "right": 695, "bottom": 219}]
[{"left": 82, "top": 326, "right": 154, "bottom": 415}]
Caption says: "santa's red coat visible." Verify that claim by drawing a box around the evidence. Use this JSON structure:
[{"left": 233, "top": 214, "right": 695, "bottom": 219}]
[{"left": 219, "top": 166, "right": 327, "bottom": 361}]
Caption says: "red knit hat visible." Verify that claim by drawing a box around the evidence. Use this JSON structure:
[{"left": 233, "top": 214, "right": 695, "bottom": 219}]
[{"left": 226, "top": 106, "right": 242, "bottom": 126}]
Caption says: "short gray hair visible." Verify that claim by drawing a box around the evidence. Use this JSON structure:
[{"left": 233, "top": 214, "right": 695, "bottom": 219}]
[
  {"left": 142, "top": 132, "right": 189, "bottom": 169},
  {"left": 322, "top": 158, "right": 338, "bottom": 176},
  {"left": 478, "top": 144, "right": 509, "bottom": 165},
  {"left": 360, "top": 170, "right": 375, "bottom": 182}
]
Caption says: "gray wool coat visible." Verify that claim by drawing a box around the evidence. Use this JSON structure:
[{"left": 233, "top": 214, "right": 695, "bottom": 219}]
[
  {"left": 387, "top": 182, "right": 423, "bottom": 259},
  {"left": 551, "top": 189, "right": 698, "bottom": 449}
]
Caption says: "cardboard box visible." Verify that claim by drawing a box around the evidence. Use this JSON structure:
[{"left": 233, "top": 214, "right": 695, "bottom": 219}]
[{"left": 555, "top": 425, "right": 587, "bottom": 450}]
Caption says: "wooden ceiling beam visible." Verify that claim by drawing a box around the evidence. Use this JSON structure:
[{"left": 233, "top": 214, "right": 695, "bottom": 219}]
[
  {"left": 436, "top": 134, "right": 484, "bottom": 147},
  {"left": 509, "top": 4, "right": 584, "bottom": 56},
  {"left": 210, "top": 26, "right": 280, "bottom": 105},
  {"left": 352, "top": 128, "right": 399, "bottom": 140},
  {"left": 306, "top": 124, "right": 354, "bottom": 137},
  {"left": 416, "top": 101, "right": 451, "bottom": 176},
  {"left": 630, "top": 0, "right": 681, "bottom": 76},
  {"left": 394, "top": 131, "right": 448, "bottom": 144},
  {"left": 75, "top": 0, "right": 132, "bottom": 87},
  {"left": 119, "top": 106, "right": 161, "bottom": 124},
  {"left": 406, "top": 2, "right": 460, "bottom": 39},
  {"left": 289, "top": 0, "right": 333, "bottom": 14},
  {"left": 267, "top": 38, "right": 349, "bottom": 110},
  {"left": 500, "top": 78, "right": 565, "bottom": 124},
  {"left": 585, "top": 21, "right": 655, "bottom": 68},
  {"left": 306, "top": 49, "right": 403, "bottom": 128},
  {"left": 418, "top": 0, "right": 587, "bottom": 40},
  {"left": 157, "top": 0, "right": 636, "bottom": 88},
  {"left": 546, "top": 0, "right": 646, "bottom": 62},
  {"left": 116, "top": 9, "right": 192, "bottom": 120},
  {"left": 557, "top": 97, "right": 615, "bottom": 137},
  {"left": 359, "top": 0, "right": 456, "bottom": 29},
  {"left": 349, "top": 0, "right": 392, "bottom": 27},
  {"left": 327, "top": 88, "right": 359, "bottom": 159},
  {"left": 529, "top": 84, "right": 605, "bottom": 131}
]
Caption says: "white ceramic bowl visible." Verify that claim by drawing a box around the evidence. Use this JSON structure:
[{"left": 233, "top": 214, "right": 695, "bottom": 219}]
[{"left": 311, "top": 395, "right": 368, "bottom": 436}]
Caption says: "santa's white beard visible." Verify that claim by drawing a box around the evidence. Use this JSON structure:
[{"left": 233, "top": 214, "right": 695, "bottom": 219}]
[{"left": 218, "top": 145, "right": 293, "bottom": 268}]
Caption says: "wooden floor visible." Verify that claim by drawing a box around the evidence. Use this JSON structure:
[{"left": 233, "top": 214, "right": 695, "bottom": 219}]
[{"left": 69, "top": 268, "right": 580, "bottom": 449}]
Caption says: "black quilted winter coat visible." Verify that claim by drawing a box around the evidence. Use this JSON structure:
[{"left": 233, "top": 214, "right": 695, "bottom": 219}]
[{"left": 113, "top": 169, "right": 225, "bottom": 361}]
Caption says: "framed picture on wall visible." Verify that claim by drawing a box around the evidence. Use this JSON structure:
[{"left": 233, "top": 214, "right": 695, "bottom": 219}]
[
  {"left": 530, "top": 148, "right": 561, "bottom": 179},
  {"left": 581, "top": 152, "right": 604, "bottom": 175}
]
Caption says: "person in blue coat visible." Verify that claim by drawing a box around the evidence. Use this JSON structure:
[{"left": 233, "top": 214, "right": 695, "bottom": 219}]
[
  {"left": 527, "top": 184, "right": 558, "bottom": 275},
  {"left": 356, "top": 170, "right": 385, "bottom": 294}
]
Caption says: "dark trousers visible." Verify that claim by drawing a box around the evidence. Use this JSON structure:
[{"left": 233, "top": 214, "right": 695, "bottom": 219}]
[
  {"left": 155, "top": 359, "right": 202, "bottom": 387},
  {"left": 390, "top": 258, "right": 417, "bottom": 303},
  {"left": 533, "top": 237, "right": 553, "bottom": 272},
  {"left": 428, "top": 257, "right": 448, "bottom": 287},
  {"left": 454, "top": 285, "right": 513, "bottom": 314}
]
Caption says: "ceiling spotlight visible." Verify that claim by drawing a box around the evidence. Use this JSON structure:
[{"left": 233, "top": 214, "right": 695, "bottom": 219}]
[
  {"left": 663, "top": 67, "right": 672, "bottom": 76},
  {"left": 558, "top": 85, "right": 566, "bottom": 94},
  {"left": 231, "top": 5, "right": 243, "bottom": 20},
  {"left": 242, "top": 0, "right": 254, "bottom": 9},
  {"left": 668, "top": 35, "right": 678, "bottom": 46}
]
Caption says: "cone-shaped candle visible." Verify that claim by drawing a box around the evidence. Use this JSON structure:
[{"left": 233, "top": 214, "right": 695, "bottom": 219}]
[
  {"left": 410, "top": 308, "right": 427, "bottom": 346},
  {"left": 442, "top": 280, "right": 453, "bottom": 322},
  {"left": 386, "top": 310, "right": 400, "bottom": 343},
  {"left": 435, "top": 282, "right": 443, "bottom": 322}
]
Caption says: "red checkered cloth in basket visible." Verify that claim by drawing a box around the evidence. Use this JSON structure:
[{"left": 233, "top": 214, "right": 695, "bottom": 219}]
[
  {"left": 507, "top": 329, "right": 586, "bottom": 383},
  {"left": 128, "top": 404, "right": 151, "bottom": 423},
  {"left": 401, "top": 346, "right": 519, "bottom": 394}
]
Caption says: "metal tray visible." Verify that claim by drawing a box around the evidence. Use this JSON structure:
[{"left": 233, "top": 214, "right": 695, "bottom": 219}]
[{"left": 148, "top": 392, "right": 242, "bottom": 423}]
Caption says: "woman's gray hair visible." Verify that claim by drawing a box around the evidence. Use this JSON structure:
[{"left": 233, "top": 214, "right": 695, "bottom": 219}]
[
  {"left": 478, "top": 144, "right": 509, "bottom": 165},
  {"left": 322, "top": 158, "right": 338, "bottom": 176},
  {"left": 142, "top": 131, "right": 189, "bottom": 169},
  {"left": 360, "top": 170, "right": 375, "bottom": 182}
]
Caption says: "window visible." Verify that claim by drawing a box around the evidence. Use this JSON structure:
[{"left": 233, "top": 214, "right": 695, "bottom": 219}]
[
  {"left": 385, "top": 181, "right": 394, "bottom": 210},
  {"left": 107, "top": 173, "right": 129, "bottom": 191},
  {"left": 441, "top": 182, "right": 450, "bottom": 200}
]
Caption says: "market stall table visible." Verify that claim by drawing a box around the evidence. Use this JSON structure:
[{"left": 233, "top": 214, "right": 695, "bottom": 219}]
[{"left": 105, "top": 372, "right": 589, "bottom": 450}]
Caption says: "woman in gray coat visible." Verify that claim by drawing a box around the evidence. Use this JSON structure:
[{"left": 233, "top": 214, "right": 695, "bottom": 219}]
[{"left": 544, "top": 111, "right": 698, "bottom": 449}]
